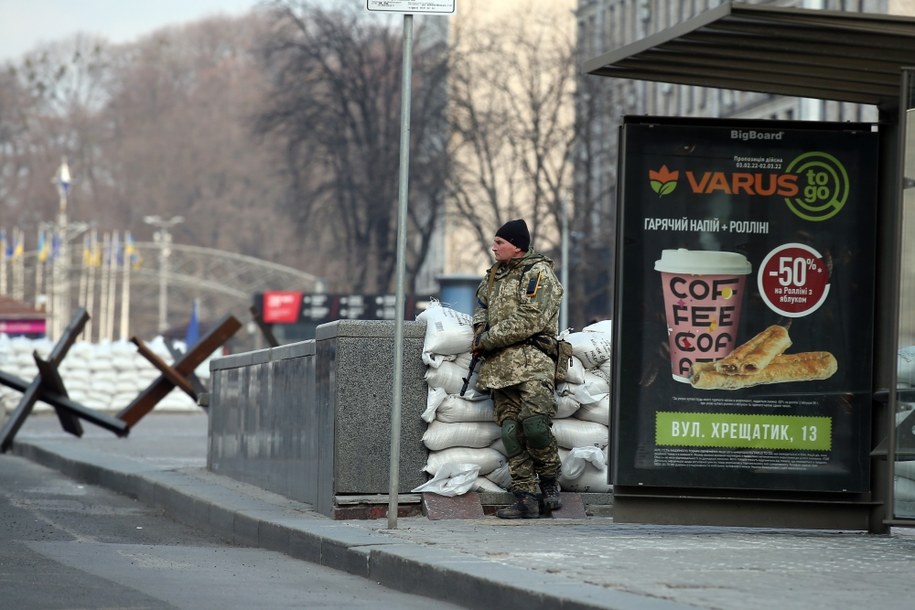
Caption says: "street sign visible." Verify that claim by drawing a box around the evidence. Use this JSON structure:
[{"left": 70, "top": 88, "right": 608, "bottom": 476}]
[{"left": 366, "top": 0, "right": 456, "bottom": 15}]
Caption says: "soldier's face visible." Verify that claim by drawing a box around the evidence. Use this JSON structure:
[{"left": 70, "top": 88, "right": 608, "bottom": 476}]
[{"left": 492, "top": 237, "right": 522, "bottom": 262}]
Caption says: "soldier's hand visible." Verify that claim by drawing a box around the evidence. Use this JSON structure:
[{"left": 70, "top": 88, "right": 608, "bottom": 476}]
[{"left": 471, "top": 331, "right": 486, "bottom": 357}]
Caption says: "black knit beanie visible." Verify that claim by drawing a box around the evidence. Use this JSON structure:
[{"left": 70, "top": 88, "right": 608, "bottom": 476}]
[{"left": 495, "top": 218, "right": 530, "bottom": 252}]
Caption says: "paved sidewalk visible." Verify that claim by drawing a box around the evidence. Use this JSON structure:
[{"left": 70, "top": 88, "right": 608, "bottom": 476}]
[{"left": 7, "top": 412, "right": 915, "bottom": 610}]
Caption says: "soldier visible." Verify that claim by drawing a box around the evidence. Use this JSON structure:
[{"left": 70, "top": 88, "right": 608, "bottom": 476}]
[{"left": 472, "top": 218, "right": 564, "bottom": 519}]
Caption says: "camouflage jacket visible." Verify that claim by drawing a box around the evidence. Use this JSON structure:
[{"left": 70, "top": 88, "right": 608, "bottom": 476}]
[{"left": 472, "top": 250, "right": 563, "bottom": 390}]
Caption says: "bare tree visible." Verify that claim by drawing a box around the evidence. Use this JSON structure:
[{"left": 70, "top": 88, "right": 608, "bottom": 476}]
[
  {"left": 446, "top": 10, "right": 577, "bottom": 272},
  {"left": 99, "top": 15, "right": 299, "bottom": 265},
  {"left": 0, "top": 35, "right": 113, "bottom": 229},
  {"left": 255, "top": 0, "right": 449, "bottom": 293}
]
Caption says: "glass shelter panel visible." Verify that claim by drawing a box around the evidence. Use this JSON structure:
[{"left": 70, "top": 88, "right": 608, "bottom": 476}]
[{"left": 896, "top": 70, "right": 915, "bottom": 519}]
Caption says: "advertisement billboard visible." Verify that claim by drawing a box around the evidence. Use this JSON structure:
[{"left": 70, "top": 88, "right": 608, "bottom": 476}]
[{"left": 614, "top": 117, "right": 879, "bottom": 493}]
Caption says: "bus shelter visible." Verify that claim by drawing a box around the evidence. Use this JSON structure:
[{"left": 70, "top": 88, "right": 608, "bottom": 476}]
[{"left": 585, "top": 1, "right": 915, "bottom": 533}]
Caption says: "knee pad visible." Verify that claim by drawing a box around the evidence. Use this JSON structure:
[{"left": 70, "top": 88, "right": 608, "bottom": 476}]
[
  {"left": 501, "top": 419, "right": 523, "bottom": 458},
  {"left": 522, "top": 415, "right": 552, "bottom": 449}
]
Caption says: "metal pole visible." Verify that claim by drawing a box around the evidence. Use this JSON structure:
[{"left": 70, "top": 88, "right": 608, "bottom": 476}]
[
  {"left": 53, "top": 159, "right": 71, "bottom": 341},
  {"left": 158, "top": 230, "right": 169, "bottom": 334},
  {"left": 560, "top": 197, "right": 569, "bottom": 332},
  {"left": 388, "top": 13, "right": 413, "bottom": 530}
]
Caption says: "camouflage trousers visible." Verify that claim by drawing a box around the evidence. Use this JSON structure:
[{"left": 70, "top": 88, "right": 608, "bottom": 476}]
[{"left": 492, "top": 378, "right": 561, "bottom": 496}]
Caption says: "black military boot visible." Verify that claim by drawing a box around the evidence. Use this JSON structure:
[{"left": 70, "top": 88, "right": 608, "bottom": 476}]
[
  {"left": 496, "top": 491, "right": 540, "bottom": 519},
  {"left": 539, "top": 476, "right": 562, "bottom": 512}
]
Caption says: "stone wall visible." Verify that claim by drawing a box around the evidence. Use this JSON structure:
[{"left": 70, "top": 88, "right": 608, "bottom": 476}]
[{"left": 208, "top": 320, "right": 428, "bottom": 517}]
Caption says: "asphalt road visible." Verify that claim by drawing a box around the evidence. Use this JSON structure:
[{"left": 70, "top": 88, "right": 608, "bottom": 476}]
[{"left": 0, "top": 453, "right": 466, "bottom": 610}]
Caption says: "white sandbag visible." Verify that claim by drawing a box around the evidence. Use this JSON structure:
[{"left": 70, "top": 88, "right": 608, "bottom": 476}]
[
  {"left": 582, "top": 319, "right": 614, "bottom": 334},
  {"left": 598, "top": 356, "right": 613, "bottom": 381},
  {"left": 424, "top": 446, "right": 506, "bottom": 475},
  {"left": 560, "top": 446, "right": 607, "bottom": 480},
  {"left": 896, "top": 460, "right": 915, "bottom": 480},
  {"left": 422, "top": 351, "right": 456, "bottom": 368},
  {"left": 425, "top": 360, "right": 477, "bottom": 396},
  {"left": 490, "top": 438, "right": 506, "bottom": 455},
  {"left": 416, "top": 299, "right": 474, "bottom": 356},
  {"left": 422, "top": 351, "right": 472, "bottom": 370},
  {"left": 473, "top": 476, "right": 506, "bottom": 493},
  {"left": 422, "top": 420, "right": 501, "bottom": 451},
  {"left": 411, "top": 462, "right": 480, "bottom": 496},
  {"left": 575, "top": 395, "right": 610, "bottom": 424},
  {"left": 563, "top": 355, "right": 586, "bottom": 385},
  {"left": 560, "top": 446, "right": 611, "bottom": 492},
  {"left": 565, "top": 330, "right": 613, "bottom": 369},
  {"left": 555, "top": 392, "right": 580, "bottom": 418},
  {"left": 485, "top": 463, "right": 512, "bottom": 489},
  {"left": 435, "top": 395, "right": 494, "bottom": 423},
  {"left": 570, "top": 371, "right": 610, "bottom": 404},
  {"left": 895, "top": 476, "right": 915, "bottom": 501},
  {"left": 422, "top": 387, "right": 448, "bottom": 422},
  {"left": 560, "top": 464, "right": 611, "bottom": 492},
  {"left": 157, "top": 393, "right": 198, "bottom": 411},
  {"left": 551, "top": 419, "right": 609, "bottom": 449},
  {"left": 91, "top": 369, "right": 118, "bottom": 383},
  {"left": 899, "top": 345, "right": 915, "bottom": 386}
]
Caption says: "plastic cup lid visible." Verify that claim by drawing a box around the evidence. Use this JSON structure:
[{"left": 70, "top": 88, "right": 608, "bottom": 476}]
[{"left": 654, "top": 248, "right": 752, "bottom": 275}]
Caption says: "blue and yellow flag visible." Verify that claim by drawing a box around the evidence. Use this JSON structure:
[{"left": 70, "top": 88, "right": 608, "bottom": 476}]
[
  {"left": 13, "top": 233, "right": 24, "bottom": 260},
  {"left": 125, "top": 231, "right": 142, "bottom": 269},
  {"left": 37, "top": 230, "right": 49, "bottom": 263}
]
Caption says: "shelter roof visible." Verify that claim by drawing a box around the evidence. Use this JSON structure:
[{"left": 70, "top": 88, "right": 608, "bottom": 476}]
[{"left": 583, "top": 1, "right": 915, "bottom": 107}]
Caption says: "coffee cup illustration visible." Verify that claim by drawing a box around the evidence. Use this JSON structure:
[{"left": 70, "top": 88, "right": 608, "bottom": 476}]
[{"left": 655, "top": 249, "right": 752, "bottom": 382}]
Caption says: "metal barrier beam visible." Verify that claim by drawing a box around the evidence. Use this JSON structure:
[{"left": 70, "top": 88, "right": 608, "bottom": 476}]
[
  {"left": 0, "top": 308, "right": 91, "bottom": 452},
  {"left": 117, "top": 314, "right": 241, "bottom": 428}
]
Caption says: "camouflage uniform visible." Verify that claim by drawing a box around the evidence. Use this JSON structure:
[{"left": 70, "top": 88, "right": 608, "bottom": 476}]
[{"left": 472, "top": 249, "right": 563, "bottom": 496}]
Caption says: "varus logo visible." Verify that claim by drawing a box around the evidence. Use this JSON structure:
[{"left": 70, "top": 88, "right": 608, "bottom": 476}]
[
  {"left": 685, "top": 171, "right": 798, "bottom": 197},
  {"left": 645, "top": 150, "right": 849, "bottom": 222},
  {"left": 649, "top": 165, "right": 679, "bottom": 196},
  {"left": 648, "top": 165, "right": 798, "bottom": 197}
]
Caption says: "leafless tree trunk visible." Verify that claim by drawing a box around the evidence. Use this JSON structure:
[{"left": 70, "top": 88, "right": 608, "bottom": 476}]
[{"left": 255, "top": 1, "right": 449, "bottom": 294}]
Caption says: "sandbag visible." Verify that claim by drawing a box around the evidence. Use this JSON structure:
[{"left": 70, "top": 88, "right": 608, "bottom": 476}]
[
  {"left": 485, "top": 463, "right": 512, "bottom": 489},
  {"left": 412, "top": 462, "right": 480, "bottom": 496},
  {"left": 575, "top": 395, "right": 610, "bottom": 424},
  {"left": 554, "top": 392, "right": 580, "bottom": 418},
  {"left": 435, "top": 395, "right": 494, "bottom": 423},
  {"left": 551, "top": 419, "right": 609, "bottom": 449},
  {"left": 422, "top": 387, "right": 449, "bottom": 423},
  {"left": 424, "top": 359, "right": 486, "bottom": 399},
  {"left": 416, "top": 299, "right": 474, "bottom": 356},
  {"left": 560, "top": 446, "right": 606, "bottom": 480},
  {"left": 423, "top": 446, "right": 506, "bottom": 475},
  {"left": 422, "top": 420, "right": 501, "bottom": 451},
  {"left": 559, "top": 446, "right": 611, "bottom": 492},
  {"left": 565, "top": 330, "right": 613, "bottom": 369},
  {"left": 473, "top": 476, "right": 506, "bottom": 493}
]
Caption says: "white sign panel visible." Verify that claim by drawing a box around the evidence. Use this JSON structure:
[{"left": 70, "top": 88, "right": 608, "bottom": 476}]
[{"left": 366, "top": 0, "right": 456, "bottom": 15}]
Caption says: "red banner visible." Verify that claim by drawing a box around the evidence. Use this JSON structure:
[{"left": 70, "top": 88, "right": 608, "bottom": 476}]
[{"left": 261, "top": 291, "right": 303, "bottom": 324}]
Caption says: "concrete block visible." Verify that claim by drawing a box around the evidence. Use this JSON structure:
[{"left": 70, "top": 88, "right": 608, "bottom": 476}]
[{"left": 422, "top": 492, "right": 485, "bottom": 520}]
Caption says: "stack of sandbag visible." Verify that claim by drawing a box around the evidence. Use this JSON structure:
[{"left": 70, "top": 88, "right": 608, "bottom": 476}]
[
  {"left": 549, "top": 320, "right": 613, "bottom": 493},
  {"left": 416, "top": 300, "right": 506, "bottom": 493},
  {"left": 0, "top": 335, "right": 208, "bottom": 414},
  {"left": 416, "top": 301, "right": 614, "bottom": 494}
]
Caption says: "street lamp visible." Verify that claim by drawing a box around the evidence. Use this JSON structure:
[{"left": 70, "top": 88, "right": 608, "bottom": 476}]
[
  {"left": 143, "top": 215, "right": 184, "bottom": 334},
  {"left": 50, "top": 158, "right": 71, "bottom": 340}
]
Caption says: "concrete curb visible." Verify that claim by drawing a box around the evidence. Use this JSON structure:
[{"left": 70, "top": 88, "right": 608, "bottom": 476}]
[{"left": 11, "top": 438, "right": 690, "bottom": 610}]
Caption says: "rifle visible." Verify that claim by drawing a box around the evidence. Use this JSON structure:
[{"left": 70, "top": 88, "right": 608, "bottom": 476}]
[{"left": 460, "top": 354, "right": 481, "bottom": 397}]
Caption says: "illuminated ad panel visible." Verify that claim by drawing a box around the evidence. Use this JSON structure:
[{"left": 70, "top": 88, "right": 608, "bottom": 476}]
[{"left": 614, "top": 117, "right": 878, "bottom": 492}]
